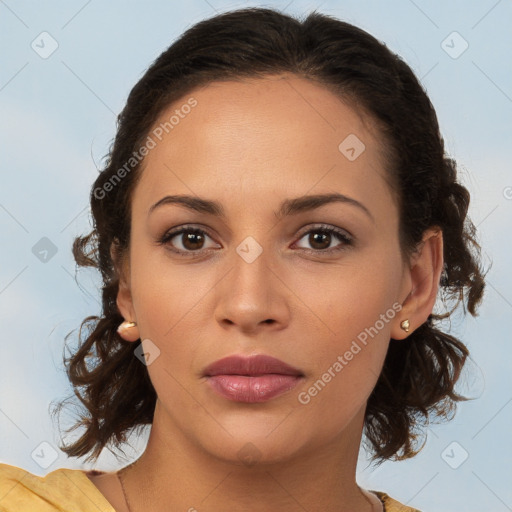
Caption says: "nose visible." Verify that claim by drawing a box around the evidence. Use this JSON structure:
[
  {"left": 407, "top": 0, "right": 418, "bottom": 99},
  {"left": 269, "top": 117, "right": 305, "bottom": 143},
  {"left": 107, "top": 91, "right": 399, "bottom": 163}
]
[{"left": 213, "top": 245, "right": 291, "bottom": 336}]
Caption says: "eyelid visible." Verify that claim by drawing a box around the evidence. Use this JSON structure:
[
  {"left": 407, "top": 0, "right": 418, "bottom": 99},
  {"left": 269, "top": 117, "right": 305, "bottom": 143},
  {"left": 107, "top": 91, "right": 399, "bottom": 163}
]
[{"left": 295, "top": 223, "right": 353, "bottom": 241}]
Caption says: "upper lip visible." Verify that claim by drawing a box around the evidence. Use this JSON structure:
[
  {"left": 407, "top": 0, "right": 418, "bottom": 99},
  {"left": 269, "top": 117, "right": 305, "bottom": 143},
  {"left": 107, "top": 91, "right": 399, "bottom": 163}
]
[{"left": 203, "top": 354, "right": 304, "bottom": 377}]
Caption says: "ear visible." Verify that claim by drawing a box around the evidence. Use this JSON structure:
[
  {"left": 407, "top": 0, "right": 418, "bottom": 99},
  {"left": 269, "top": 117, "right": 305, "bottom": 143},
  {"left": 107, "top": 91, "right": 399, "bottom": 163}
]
[
  {"left": 111, "top": 241, "right": 139, "bottom": 342},
  {"left": 391, "top": 227, "right": 444, "bottom": 340}
]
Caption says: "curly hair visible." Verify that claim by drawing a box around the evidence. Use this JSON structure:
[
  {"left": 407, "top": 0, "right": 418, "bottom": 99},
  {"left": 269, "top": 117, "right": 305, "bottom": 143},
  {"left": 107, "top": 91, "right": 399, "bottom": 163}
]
[{"left": 51, "top": 7, "right": 486, "bottom": 464}]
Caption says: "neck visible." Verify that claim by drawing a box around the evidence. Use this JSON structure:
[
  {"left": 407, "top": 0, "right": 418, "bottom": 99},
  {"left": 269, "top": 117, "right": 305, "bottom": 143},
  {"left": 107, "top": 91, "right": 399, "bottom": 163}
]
[{"left": 119, "top": 400, "right": 376, "bottom": 512}]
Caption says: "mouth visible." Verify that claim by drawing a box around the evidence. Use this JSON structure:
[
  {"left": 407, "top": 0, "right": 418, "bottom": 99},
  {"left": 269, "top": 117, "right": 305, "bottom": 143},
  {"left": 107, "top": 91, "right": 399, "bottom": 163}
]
[{"left": 203, "top": 354, "right": 305, "bottom": 403}]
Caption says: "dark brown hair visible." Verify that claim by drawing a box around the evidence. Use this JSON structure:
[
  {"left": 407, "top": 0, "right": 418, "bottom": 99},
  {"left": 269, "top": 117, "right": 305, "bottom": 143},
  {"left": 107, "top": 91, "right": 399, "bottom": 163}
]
[{"left": 51, "top": 7, "right": 486, "bottom": 463}]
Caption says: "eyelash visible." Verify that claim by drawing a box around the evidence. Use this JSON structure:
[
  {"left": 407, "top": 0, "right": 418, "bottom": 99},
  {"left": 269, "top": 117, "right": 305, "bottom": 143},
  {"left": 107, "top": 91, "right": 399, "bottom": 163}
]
[{"left": 158, "top": 224, "right": 354, "bottom": 258}]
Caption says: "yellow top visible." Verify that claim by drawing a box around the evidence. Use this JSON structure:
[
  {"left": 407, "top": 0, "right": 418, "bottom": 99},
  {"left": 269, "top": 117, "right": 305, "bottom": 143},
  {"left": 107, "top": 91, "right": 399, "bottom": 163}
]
[{"left": 0, "top": 462, "right": 421, "bottom": 511}]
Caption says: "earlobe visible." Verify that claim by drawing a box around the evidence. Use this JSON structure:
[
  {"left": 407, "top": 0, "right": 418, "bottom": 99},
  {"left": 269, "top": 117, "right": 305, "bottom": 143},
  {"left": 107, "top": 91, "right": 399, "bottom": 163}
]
[
  {"left": 116, "top": 278, "right": 140, "bottom": 342},
  {"left": 391, "top": 228, "right": 444, "bottom": 340},
  {"left": 110, "top": 241, "right": 139, "bottom": 342}
]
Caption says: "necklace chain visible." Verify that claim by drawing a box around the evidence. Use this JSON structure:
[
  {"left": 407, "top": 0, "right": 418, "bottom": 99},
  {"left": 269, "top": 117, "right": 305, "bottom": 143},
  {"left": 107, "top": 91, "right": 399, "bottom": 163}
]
[{"left": 118, "top": 464, "right": 134, "bottom": 512}]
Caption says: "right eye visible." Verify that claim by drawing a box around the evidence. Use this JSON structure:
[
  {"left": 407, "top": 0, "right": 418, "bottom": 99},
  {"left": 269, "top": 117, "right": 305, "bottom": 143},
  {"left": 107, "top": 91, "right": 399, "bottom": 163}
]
[{"left": 159, "top": 226, "right": 220, "bottom": 255}]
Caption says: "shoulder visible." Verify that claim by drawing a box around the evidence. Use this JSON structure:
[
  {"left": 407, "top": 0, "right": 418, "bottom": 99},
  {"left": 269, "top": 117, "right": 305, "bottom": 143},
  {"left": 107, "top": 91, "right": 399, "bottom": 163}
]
[
  {"left": 0, "top": 462, "right": 115, "bottom": 512},
  {"left": 372, "top": 490, "right": 423, "bottom": 512}
]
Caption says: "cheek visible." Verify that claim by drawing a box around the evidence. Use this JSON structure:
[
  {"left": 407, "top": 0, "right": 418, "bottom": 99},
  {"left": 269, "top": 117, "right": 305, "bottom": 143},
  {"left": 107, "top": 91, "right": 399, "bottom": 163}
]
[
  {"left": 292, "top": 251, "right": 401, "bottom": 346},
  {"left": 129, "top": 242, "right": 212, "bottom": 335},
  {"left": 128, "top": 259, "right": 206, "bottom": 407},
  {"left": 290, "top": 251, "right": 401, "bottom": 410},
  {"left": 127, "top": 251, "right": 208, "bottom": 388},
  {"left": 294, "top": 283, "right": 394, "bottom": 430}
]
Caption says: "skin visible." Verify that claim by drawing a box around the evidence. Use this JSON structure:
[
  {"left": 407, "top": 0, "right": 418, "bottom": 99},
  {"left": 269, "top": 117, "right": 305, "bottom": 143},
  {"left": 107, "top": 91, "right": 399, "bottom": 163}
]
[{"left": 87, "top": 74, "right": 443, "bottom": 512}]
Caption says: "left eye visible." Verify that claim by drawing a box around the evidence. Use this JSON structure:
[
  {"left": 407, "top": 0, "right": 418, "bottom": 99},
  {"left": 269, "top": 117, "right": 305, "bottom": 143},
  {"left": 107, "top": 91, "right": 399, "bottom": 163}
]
[{"left": 294, "top": 226, "right": 353, "bottom": 252}]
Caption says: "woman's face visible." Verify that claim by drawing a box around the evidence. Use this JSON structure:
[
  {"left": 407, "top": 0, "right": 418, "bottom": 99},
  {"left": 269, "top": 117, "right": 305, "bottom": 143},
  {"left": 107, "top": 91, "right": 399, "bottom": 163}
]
[{"left": 118, "top": 74, "right": 412, "bottom": 464}]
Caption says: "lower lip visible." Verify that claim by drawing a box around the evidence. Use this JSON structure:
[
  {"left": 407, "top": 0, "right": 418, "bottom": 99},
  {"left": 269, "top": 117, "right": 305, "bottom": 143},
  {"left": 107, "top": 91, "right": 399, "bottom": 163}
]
[{"left": 206, "top": 374, "right": 302, "bottom": 403}]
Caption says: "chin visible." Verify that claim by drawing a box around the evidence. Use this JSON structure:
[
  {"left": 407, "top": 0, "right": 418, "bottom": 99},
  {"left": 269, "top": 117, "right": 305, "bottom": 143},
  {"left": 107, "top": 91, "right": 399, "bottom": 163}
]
[
  {"left": 209, "top": 438, "right": 303, "bottom": 468},
  {"left": 192, "top": 416, "right": 313, "bottom": 467}
]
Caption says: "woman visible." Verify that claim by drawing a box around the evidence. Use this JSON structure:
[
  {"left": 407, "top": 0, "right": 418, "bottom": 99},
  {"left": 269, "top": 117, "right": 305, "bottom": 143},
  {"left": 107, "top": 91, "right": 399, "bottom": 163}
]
[{"left": 0, "top": 7, "right": 485, "bottom": 511}]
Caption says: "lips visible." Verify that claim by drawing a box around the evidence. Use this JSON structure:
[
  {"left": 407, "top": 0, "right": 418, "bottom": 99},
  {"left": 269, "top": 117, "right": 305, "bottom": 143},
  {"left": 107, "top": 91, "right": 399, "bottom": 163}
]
[{"left": 203, "top": 355, "right": 304, "bottom": 403}]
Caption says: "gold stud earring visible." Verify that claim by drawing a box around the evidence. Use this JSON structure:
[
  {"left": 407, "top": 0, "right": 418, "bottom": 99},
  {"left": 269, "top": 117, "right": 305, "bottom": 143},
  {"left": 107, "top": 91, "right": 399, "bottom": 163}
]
[
  {"left": 118, "top": 320, "right": 136, "bottom": 330},
  {"left": 400, "top": 319, "right": 410, "bottom": 333},
  {"left": 117, "top": 321, "right": 139, "bottom": 341}
]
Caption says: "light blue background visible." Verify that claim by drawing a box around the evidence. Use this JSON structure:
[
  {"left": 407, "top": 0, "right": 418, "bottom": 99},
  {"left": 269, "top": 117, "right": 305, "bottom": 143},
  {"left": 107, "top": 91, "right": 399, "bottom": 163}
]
[{"left": 0, "top": 1, "right": 511, "bottom": 511}]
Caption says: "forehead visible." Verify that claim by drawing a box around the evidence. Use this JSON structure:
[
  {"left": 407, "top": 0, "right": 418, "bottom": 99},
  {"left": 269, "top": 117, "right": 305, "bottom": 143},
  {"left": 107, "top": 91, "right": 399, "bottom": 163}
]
[{"left": 134, "top": 74, "right": 393, "bottom": 217}]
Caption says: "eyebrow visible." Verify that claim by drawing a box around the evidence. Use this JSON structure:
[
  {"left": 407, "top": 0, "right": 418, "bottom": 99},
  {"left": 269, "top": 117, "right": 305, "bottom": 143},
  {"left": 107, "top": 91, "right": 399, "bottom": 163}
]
[{"left": 148, "top": 193, "right": 374, "bottom": 223}]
